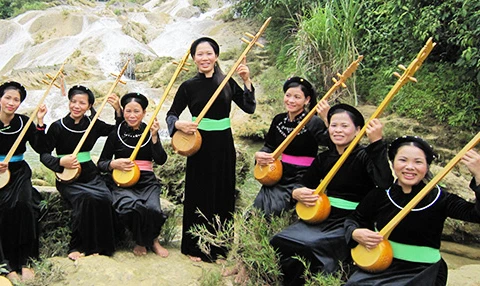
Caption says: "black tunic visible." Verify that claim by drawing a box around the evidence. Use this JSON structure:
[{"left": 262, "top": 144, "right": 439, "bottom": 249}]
[
  {"left": 0, "top": 114, "right": 45, "bottom": 272},
  {"left": 270, "top": 140, "right": 393, "bottom": 285},
  {"left": 166, "top": 72, "right": 255, "bottom": 261},
  {"left": 253, "top": 111, "right": 329, "bottom": 216},
  {"left": 98, "top": 121, "right": 167, "bottom": 248},
  {"left": 41, "top": 114, "right": 117, "bottom": 256},
  {"left": 344, "top": 180, "right": 480, "bottom": 286}
]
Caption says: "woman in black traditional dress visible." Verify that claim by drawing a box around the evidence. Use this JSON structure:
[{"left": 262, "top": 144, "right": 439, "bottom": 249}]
[
  {"left": 253, "top": 76, "right": 330, "bottom": 217},
  {"left": 270, "top": 104, "right": 393, "bottom": 285},
  {"left": 40, "top": 85, "right": 121, "bottom": 261},
  {"left": 98, "top": 93, "right": 169, "bottom": 257},
  {"left": 0, "top": 81, "right": 46, "bottom": 282},
  {"left": 166, "top": 37, "right": 255, "bottom": 262},
  {"left": 344, "top": 136, "right": 480, "bottom": 286}
]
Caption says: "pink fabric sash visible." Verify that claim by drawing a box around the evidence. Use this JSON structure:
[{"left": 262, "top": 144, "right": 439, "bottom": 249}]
[
  {"left": 281, "top": 154, "right": 315, "bottom": 167},
  {"left": 135, "top": 160, "right": 153, "bottom": 171}
]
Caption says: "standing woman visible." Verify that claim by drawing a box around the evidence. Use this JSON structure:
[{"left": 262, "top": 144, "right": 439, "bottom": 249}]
[
  {"left": 166, "top": 37, "right": 255, "bottom": 262},
  {"left": 344, "top": 137, "right": 480, "bottom": 285},
  {"left": 40, "top": 85, "right": 121, "bottom": 261},
  {"left": 0, "top": 81, "right": 47, "bottom": 282},
  {"left": 98, "top": 93, "right": 169, "bottom": 257},
  {"left": 270, "top": 104, "right": 393, "bottom": 285},
  {"left": 253, "top": 77, "right": 330, "bottom": 217}
]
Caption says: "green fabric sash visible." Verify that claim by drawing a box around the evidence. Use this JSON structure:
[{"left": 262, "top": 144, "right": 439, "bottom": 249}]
[
  {"left": 390, "top": 240, "right": 441, "bottom": 264},
  {"left": 328, "top": 196, "right": 359, "bottom": 210},
  {"left": 192, "top": 117, "right": 231, "bottom": 131},
  {"left": 58, "top": 151, "right": 92, "bottom": 163}
]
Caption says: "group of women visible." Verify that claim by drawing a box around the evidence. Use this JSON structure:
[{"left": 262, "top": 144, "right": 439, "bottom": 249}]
[
  {"left": 0, "top": 37, "right": 253, "bottom": 283},
  {"left": 254, "top": 76, "right": 480, "bottom": 285},
  {"left": 0, "top": 35, "right": 479, "bottom": 285}
]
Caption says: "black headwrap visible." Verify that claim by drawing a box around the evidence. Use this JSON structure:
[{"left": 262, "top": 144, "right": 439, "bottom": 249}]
[
  {"left": 388, "top": 135, "right": 436, "bottom": 164},
  {"left": 68, "top": 85, "right": 95, "bottom": 105},
  {"left": 327, "top": 103, "right": 365, "bottom": 128},
  {"left": 0, "top": 81, "right": 27, "bottom": 102},
  {"left": 121, "top": 92, "right": 148, "bottom": 110},
  {"left": 190, "top": 37, "right": 220, "bottom": 58}
]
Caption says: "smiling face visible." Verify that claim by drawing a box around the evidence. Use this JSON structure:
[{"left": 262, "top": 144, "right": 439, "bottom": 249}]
[
  {"left": 392, "top": 145, "right": 428, "bottom": 193},
  {"left": 123, "top": 100, "right": 146, "bottom": 129},
  {"left": 193, "top": 42, "right": 218, "bottom": 77},
  {"left": 0, "top": 89, "right": 22, "bottom": 116},
  {"left": 328, "top": 111, "right": 360, "bottom": 153},
  {"left": 69, "top": 93, "right": 91, "bottom": 122},
  {"left": 284, "top": 86, "right": 310, "bottom": 119}
]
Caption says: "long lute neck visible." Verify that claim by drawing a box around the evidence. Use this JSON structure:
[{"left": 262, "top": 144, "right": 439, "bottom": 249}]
[
  {"left": 271, "top": 56, "right": 363, "bottom": 159},
  {"left": 313, "top": 38, "right": 436, "bottom": 196},
  {"left": 2, "top": 63, "right": 65, "bottom": 163},
  {"left": 193, "top": 17, "right": 271, "bottom": 124},
  {"left": 379, "top": 132, "right": 480, "bottom": 238},
  {"left": 71, "top": 61, "right": 129, "bottom": 156},
  {"left": 128, "top": 50, "right": 191, "bottom": 161}
]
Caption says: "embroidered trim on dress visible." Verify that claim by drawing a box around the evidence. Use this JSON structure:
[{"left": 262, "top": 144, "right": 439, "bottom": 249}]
[
  {"left": 117, "top": 121, "right": 151, "bottom": 149},
  {"left": 60, "top": 116, "right": 91, "bottom": 133},
  {"left": 0, "top": 116, "right": 23, "bottom": 135},
  {"left": 386, "top": 185, "right": 441, "bottom": 211}
]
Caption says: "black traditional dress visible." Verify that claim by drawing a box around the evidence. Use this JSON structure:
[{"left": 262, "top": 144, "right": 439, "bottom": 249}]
[
  {"left": 0, "top": 114, "right": 45, "bottom": 272},
  {"left": 344, "top": 179, "right": 480, "bottom": 286},
  {"left": 98, "top": 121, "right": 167, "bottom": 248},
  {"left": 253, "top": 112, "right": 329, "bottom": 216},
  {"left": 166, "top": 72, "right": 255, "bottom": 261},
  {"left": 270, "top": 141, "right": 393, "bottom": 285},
  {"left": 41, "top": 115, "right": 117, "bottom": 256}
]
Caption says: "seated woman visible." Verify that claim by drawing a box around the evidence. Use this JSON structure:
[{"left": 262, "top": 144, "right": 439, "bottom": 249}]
[
  {"left": 98, "top": 92, "right": 169, "bottom": 257},
  {"left": 0, "top": 81, "right": 47, "bottom": 282},
  {"left": 253, "top": 77, "right": 330, "bottom": 217},
  {"left": 41, "top": 85, "right": 121, "bottom": 261},
  {"left": 344, "top": 136, "right": 480, "bottom": 285},
  {"left": 270, "top": 104, "right": 393, "bottom": 286}
]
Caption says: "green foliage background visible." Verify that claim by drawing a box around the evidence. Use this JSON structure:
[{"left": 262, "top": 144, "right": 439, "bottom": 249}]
[{"left": 233, "top": 0, "right": 480, "bottom": 132}]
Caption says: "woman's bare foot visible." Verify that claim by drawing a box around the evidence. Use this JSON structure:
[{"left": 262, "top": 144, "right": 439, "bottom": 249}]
[
  {"left": 152, "top": 240, "right": 169, "bottom": 257},
  {"left": 187, "top": 255, "right": 202, "bottom": 262},
  {"left": 21, "top": 267, "right": 35, "bottom": 281},
  {"left": 6, "top": 271, "right": 20, "bottom": 283},
  {"left": 133, "top": 245, "right": 147, "bottom": 256},
  {"left": 68, "top": 251, "right": 84, "bottom": 261}
]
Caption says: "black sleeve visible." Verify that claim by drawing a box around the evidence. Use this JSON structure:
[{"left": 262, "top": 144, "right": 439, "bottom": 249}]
[
  {"left": 344, "top": 189, "right": 380, "bottom": 248},
  {"left": 231, "top": 78, "right": 256, "bottom": 114},
  {"left": 300, "top": 156, "right": 325, "bottom": 189},
  {"left": 26, "top": 119, "right": 47, "bottom": 154},
  {"left": 151, "top": 135, "right": 167, "bottom": 165},
  {"left": 97, "top": 131, "right": 116, "bottom": 173},
  {"left": 166, "top": 82, "right": 189, "bottom": 137},
  {"left": 306, "top": 115, "right": 330, "bottom": 147},
  {"left": 445, "top": 182, "right": 480, "bottom": 223},
  {"left": 259, "top": 116, "right": 278, "bottom": 154},
  {"left": 40, "top": 124, "right": 63, "bottom": 172},
  {"left": 363, "top": 139, "right": 394, "bottom": 189}
]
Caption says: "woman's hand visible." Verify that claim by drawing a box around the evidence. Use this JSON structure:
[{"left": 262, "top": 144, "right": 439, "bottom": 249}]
[
  {"left": 107, "top": 93, "right": 122, "bottom": 116},
  {"left": 316, "top": 99, "right": 330, "bottom": 124},
  {"left": 37, "top": 104, "right": 47, "bottom": 126},
  {"left": 255, "top": 151, "right": 274, "bottom": 166},
  {"left": 110, "top": 158, "right": 135, "bottom": 171},
  {"left": 59, "top": 154, "right": 80, "bottom": 169},
  {"left": 292, "top": 187, "right": 319, "bottom": 206},
  {"left": 0, "top": 162, "right": 8, "bottom": 174},
  {"left": 175, "top": 120, "right": 198, "bottom": 134},
  {"left": 366, "top": 118, "right": 383, "bottom": 143},
  {"left": 461, "top": 149, "right": 480, "bottom": 185},
  {"left": 151, "top": 118, "right": 160, "bottom": 143},
  {"left": 352, "top": 228, "right": 384, "bottom": 249},
  {"left": 236, "top": 57, "right": 252, "bottom": 91}
]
